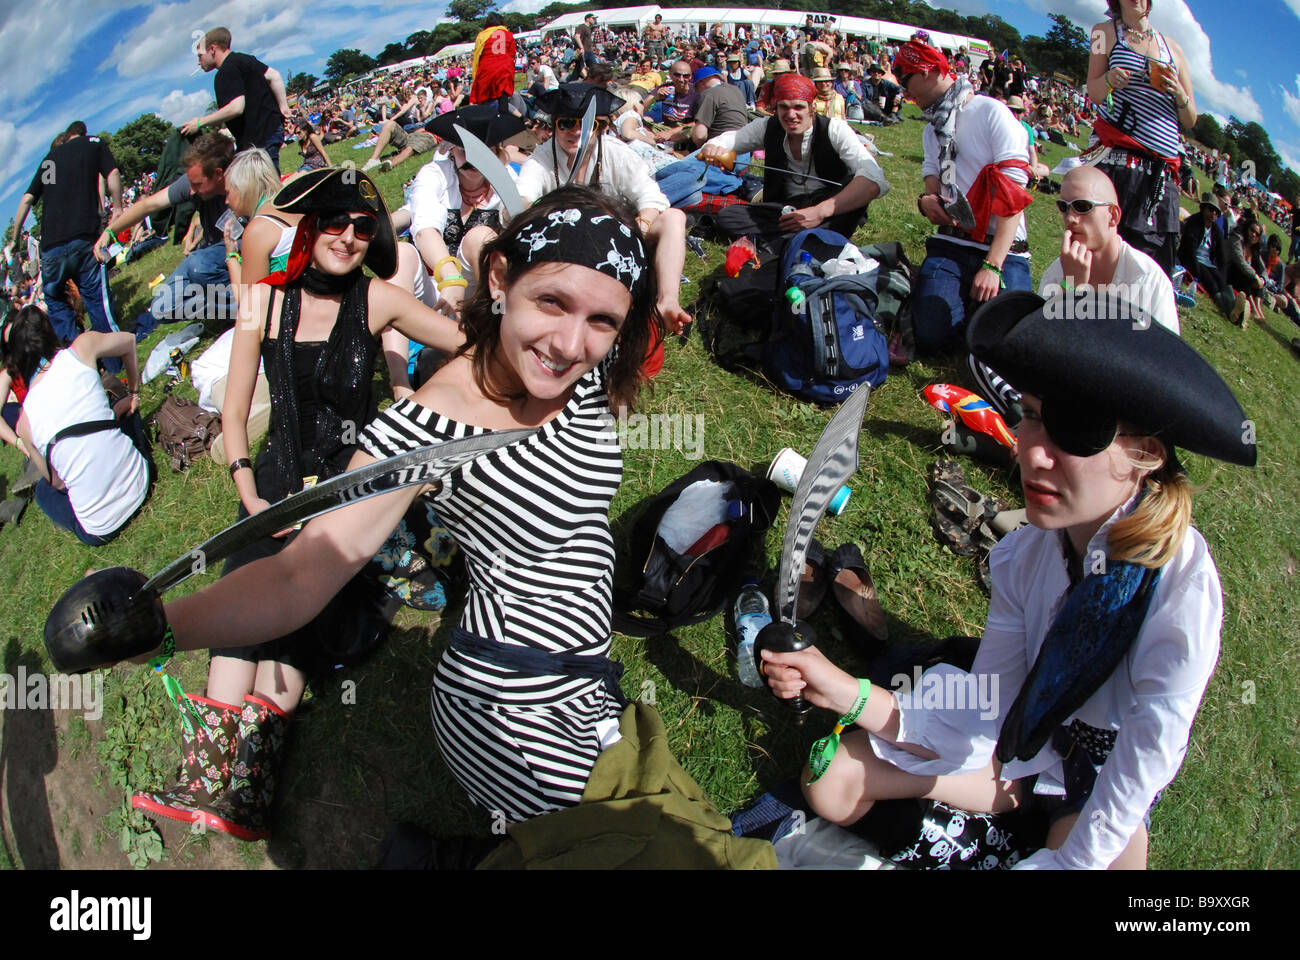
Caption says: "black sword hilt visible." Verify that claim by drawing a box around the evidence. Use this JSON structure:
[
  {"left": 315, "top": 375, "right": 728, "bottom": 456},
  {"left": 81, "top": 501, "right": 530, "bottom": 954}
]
[{"left": 755, "top": 619, "right": 817, "bottom": 725}]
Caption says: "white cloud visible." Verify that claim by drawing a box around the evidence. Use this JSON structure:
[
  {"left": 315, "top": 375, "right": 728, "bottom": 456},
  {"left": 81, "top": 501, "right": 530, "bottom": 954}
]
[
  {"left": 500, "top": 0, "right": 584, "bottom": 13},
  {"left": 1281, "top": 75, "right": 1300, "bottom": 129},
  {"left": 1286, "top": 1, "right": 1300, "bottom": 22},
  {"left": 1023, "top": 0, "right": 1263, "bottom": 124},
  {"left": 156, "top": 89, "right": 215, "bottom": 124},
  {"left": 104, "top": 0, "right": 307, "bottom": 79},
  {"left": 0, "top": 0, "right": 121, "bottom": 107}
]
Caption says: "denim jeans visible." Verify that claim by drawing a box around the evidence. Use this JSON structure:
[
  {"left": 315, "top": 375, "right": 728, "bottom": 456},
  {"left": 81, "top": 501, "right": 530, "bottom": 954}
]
[
  {"left": 34, "top": 411, "right": 152, "bottom": 545},
  {"left": 258, "top": 130, "right": 284, "bottom": 174},
  {"left": 654, "top": 152, "right": 746, "bottom": 208},
  {"left": 137, "top": 242, "right": 233, "bottom": 339},
  {"left": 39, "top": 237, "right": 123, "bottom": 371},
  {"left": 913, "top": 236, "right": 1032, "bottom": 355}
]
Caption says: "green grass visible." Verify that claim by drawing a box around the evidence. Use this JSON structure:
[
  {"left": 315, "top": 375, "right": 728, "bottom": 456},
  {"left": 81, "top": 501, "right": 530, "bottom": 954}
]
[{"left": 0, "top": 113, "right": 1296, "bottom": 869}]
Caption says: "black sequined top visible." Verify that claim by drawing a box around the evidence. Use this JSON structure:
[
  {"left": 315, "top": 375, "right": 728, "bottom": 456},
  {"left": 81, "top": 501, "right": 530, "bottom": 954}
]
[{"left": 258, "top": 275, "right": 379, "bottom": 503}]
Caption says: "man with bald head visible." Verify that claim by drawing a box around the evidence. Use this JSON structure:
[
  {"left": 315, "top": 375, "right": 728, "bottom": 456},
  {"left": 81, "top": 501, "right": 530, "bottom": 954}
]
[
  {"left": 968, "top": 166, "right": 1178, "bottom": 424},
  {"left": 1039, "top": 166, "right": 1179, "bottom": 334}
]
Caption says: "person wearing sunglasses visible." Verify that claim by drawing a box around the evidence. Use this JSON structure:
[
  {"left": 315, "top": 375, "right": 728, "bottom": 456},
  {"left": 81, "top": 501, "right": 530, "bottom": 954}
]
[
  {"left": 520, "top": 83, "right": 691, "bottom": 347},
  {"left": 1036, "top": 166, "right": 1178, "bottom": 335},
  {"left": 389, "top": 104, "right": 525, "bottom": 385},
  {"left": 1224, "top": 211, "right": 1272, "bottom": 328},
  {"left": 131, "top": 167, "right": 464, "bottom": 841},
  {"left": 645, "top": 60, "right": 697, "bottom": 127},
  {"left": 762, "top": 288, "right": 1256, "bottom": 869}
]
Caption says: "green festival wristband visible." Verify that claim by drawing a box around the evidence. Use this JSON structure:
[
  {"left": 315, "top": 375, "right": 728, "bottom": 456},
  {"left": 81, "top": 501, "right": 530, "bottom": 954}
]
[
  {"left": 806, "top": 678, "right": 871, "bottom": 785},
  {"left": 148, "top": 626, "right": 213, "bottom": 738}
]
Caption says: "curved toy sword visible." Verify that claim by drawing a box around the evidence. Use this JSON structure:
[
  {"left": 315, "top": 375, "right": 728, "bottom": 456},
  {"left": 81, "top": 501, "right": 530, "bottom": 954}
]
[
  {"left": 567, "top": 95, "right": 599, "bottom": 185},
  {"left": 755, "top": 385, "right": 872, "bottom": 722},
  {"left": 772, "top": 385, "right": 872, "bottom": 624},
  {"left": 143, "top": 428, "right": 532, "bottom": 596},
  {"left": 455, "top": 124, "right": 524, "bottom": 219}
]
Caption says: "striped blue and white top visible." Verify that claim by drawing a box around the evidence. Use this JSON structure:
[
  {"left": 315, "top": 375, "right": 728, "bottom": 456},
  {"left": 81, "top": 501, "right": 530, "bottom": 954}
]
[{"left": 1095, "top": 23, "right": 1182, "bottom": 159}]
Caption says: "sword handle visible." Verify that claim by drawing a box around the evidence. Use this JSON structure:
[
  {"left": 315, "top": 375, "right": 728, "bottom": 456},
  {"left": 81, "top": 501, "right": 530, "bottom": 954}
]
[{"left": 755, "top": 620, "right": 817, "bottom": 724}]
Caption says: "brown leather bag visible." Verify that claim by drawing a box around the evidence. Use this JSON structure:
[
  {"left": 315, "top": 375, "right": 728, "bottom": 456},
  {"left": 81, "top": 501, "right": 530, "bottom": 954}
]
[{"left": 153, "top": 395, "right": 220, "bottom": 472}]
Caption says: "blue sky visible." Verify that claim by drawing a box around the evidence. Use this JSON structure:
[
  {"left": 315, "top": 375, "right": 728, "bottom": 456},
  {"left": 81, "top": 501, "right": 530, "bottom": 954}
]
[{"left": 3, "top": 0, "right": 1299, "bottom": 222}]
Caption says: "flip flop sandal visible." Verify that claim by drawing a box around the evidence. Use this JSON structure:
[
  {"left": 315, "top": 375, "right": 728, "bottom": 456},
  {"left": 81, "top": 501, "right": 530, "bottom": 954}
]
[
  {"left": 796, "top": 538, "right": 829, "bottom": 621},
  {"left": 930, "top": 478, "right": 986, "bottom": 525},
  {"left": 989, "top": 508, "right": 1029, "bottom": 539},
  {"left": 826, "top": 543, "right": 888, "bottom": 649},
  {"left": 932, "top": 508, "right": 981, "bottom": 557},
  {"left": 927, "top": 458, "right": 967, "bottom": 490},
  {"left": 969, "top": 521, "right": 999, "bottom": 555}
]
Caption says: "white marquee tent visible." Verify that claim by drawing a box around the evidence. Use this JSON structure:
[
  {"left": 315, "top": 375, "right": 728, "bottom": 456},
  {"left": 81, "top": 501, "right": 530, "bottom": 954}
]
[{"left": 535, "top": 6, "right": 991, "bottom": 60}]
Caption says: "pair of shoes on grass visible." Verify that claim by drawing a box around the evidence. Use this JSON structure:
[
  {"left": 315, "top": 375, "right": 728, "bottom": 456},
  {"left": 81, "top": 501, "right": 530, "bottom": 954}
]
[{"left": 798, "top": 538, "right": 888, "bottom": 655}]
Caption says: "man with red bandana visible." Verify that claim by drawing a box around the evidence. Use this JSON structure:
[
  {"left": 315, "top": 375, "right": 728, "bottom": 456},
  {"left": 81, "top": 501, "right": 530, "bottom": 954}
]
[
  {"left": 896, "top": 37, "right": 1034, "bottom": 359},
  {"left": 698, "top": 71, "right": 889, "bottom": 246}
]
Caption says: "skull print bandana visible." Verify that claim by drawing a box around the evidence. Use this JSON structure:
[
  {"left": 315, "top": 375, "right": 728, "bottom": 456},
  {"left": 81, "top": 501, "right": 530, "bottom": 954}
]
[{"left": 507, "top": 206, "right": 649, "bottom": 299}]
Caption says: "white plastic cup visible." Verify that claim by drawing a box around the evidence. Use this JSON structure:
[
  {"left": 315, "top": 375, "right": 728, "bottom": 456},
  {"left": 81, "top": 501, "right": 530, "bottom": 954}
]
[{"left": 767, "top": 448, "right": 852, "bottom": 516}]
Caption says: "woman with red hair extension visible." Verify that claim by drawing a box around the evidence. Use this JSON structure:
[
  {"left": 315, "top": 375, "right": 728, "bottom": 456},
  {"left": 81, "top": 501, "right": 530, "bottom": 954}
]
[{"left": 132, "top": 167, "right": 462, "bottom": 842}]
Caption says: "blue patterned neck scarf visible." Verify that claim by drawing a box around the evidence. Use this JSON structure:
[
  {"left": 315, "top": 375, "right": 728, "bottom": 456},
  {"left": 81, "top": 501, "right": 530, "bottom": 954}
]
[{"left": 995, "top": 535, "right": 1162, "bottom": 764}]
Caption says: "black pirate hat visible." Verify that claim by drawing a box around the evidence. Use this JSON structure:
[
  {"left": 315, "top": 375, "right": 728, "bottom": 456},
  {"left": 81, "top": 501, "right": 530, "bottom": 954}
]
[
  {"left": 273, "top": 167, "right": 397, "bottom": 279},
  {"left": 533, "top": 82, "right": 625, "bottom": 119},
  {"left": 967, "top": 290, "right": 1256, "bottom": 466},
  {"left": 424, "top": 102, "right": 526, "bottom": 147}
]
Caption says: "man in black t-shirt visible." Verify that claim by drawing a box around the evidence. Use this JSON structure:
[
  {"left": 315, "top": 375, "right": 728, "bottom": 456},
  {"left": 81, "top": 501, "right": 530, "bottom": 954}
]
[
  {"left": 182, "top": 26, "right": 290, "bottom": 172},
  {"left": 567, "top": 14, "right": 596, "bottom": 82},
  {"left": 95, "top": 134, "right": 236, "bottom": 339},
  {"left": 11, "top": 121, "right": 124, "bottom": 349}
]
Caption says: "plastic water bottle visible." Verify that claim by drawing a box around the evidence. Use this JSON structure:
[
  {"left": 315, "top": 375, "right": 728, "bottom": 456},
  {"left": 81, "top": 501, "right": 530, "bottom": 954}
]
[
  {"left": 734, "top": 577, "right": 771, "bottom": 688},
  {"left": 785, "top": 250, "right": 818, "bottom": 311}
]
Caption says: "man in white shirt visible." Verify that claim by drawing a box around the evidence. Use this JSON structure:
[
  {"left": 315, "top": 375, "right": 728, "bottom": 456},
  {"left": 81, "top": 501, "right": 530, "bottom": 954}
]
[
  {"left": 972, "top": 165, "right": 1180, "bottom": 420},
  {"left": 899, "top": 37, "right": 1033, "bottom": 357},
  {"left": 1038, "top": 166, "right": 1179, "bottom": 335},
  {"left": 527, "top": 54, "right": 558, "bottom": 98}
]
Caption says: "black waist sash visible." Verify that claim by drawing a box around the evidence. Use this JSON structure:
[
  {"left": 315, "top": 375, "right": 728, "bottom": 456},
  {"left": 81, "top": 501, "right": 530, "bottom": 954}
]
[{"left": 449, "top": 627, "right": 627, "bottom": 707}]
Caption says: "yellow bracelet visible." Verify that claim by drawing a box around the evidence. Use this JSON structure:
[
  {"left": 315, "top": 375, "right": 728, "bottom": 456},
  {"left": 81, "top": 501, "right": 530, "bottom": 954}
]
[
  {"left": 433, "top": 255, "right": 460, "bottom": 276},
  {"left": 435, "top": 275, "right": 468, "bottom": 291}
]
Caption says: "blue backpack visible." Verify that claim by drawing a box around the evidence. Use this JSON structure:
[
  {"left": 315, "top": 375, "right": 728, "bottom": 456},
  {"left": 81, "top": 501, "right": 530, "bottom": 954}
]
[{"left": 766, "top": 229, "right": 889, "bottom": 405}]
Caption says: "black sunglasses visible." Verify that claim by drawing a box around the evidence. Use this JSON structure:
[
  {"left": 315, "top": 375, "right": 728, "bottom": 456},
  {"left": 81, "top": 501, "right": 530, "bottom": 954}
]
[
  {"left": 554, "top": 116, "right": 610, "bottom": 132},
  {"left": 1056, "top": 198, "right": 1116, "bottom": 216},
  {"left": 317, "top": 211, "right": 378, "bottom": 240}
]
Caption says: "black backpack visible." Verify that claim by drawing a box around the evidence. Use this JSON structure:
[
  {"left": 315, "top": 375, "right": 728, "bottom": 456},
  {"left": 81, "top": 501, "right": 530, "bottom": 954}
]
[
  {"left": 612, "top": 461, "right": 781, "bottom": 638},
  {"left": 698, "top": 237, "right": 915, "bottom": 399}
]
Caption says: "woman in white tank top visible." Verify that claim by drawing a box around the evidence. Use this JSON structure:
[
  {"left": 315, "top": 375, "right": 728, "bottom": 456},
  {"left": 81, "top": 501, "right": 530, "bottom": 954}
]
[{"left": 7, "top": 305, "right": 150, "bottom": 544}]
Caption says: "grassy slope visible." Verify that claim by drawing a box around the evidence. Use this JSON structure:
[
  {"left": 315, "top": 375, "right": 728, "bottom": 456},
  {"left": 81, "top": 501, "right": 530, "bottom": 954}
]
[{"left": 0, "top": 112, "right": 1295, "bottom": 869}]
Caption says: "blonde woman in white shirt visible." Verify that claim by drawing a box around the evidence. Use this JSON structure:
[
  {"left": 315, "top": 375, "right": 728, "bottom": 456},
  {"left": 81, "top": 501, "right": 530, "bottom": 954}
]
[{"left": 762, "top": 289, "right": 1256, "bottom": 869}]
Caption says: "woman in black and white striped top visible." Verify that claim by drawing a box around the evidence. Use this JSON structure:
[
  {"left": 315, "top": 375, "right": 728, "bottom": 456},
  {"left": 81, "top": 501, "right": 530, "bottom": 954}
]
[
  {"left": 1086, "top": 0, "right": 1197, "bottom": 277},
  {"left": 155, "top": 186, "right": 663, "bottom": 824}
]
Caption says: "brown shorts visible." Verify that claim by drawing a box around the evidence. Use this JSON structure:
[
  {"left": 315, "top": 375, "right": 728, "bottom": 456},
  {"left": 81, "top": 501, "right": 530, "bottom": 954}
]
[{"left": 388, "top": 125, "right": 436, "bottom": 155}]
